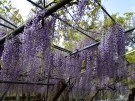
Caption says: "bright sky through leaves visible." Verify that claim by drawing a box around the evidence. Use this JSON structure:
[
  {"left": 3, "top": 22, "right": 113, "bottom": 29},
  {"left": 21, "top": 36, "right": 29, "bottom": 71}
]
[{"left": 11, "top": 0, "right": 37, "bottom": 20}]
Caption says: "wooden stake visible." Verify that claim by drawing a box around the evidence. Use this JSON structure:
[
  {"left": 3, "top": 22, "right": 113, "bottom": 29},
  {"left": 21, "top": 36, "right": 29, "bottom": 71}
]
[{"left": 50, "top": 80, "right": 67, "bottom": 101}]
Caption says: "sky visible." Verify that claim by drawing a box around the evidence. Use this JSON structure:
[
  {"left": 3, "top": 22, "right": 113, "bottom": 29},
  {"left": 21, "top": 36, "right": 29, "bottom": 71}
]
[
  {"left": 10, "top": 0, "right": 135, "bottom": 21},
  {"left": 11, "top": 0, "right": 37, "bottom": 20},
  {"left": 102, "top": 0, "right": 135, "bottom": 15}
]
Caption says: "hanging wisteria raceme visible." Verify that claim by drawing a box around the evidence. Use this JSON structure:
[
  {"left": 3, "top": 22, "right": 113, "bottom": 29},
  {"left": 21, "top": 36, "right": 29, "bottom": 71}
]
[
  {"left": 1, "top": 35, "right": 22, "bottom": 82},
  {"left": 97, "top": 31, "right": 116, "bottom": 81},
  {"left": 0, "top": 7, "right": 57, "bottom": 94},
  {"left": 115, "top": 23, "right": 125, "bottom": 56},
  {"left": 113, "top": 23, "right": 126, "bottom": 78},
  {"left": 20, "top": 8, "right": 56, "bottom": 93},
  {"left": 97, "top": 23, "right": 126, "bottom": 83},
  {"left": 52, "top": 51, "right": 66, "bottom": 79},
  {"left": 77, "top": 0, "right": 88, "bottom": 19},
  {"left": 1, "top": 36, "right": 22, "bottom": 79},
  {"left": 76, "top": 45, "right": 98, "bottom": 95}
]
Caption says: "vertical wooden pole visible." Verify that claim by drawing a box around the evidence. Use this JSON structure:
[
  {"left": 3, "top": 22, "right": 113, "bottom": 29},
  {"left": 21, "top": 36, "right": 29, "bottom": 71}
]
[
  {"left": 44, "top": 0, "right": 45, "bottom": 8},
  {"left": 0, "top": 85, "right": 11, "bottom": 101},
  {"left": 64, "top": 91, "right": 69, "bottom": 101},
  {"left": 45, "top": 72, "right": 50, "bottom": 101},
  {"left": 50, "top": 80, "right": 67, "bottom": 101},
  {"left": 22, "top": 93, "right": 26, "bottom": 101},
  {"left": 27, "top": 92, "right": 30, "bottom": 101},
  {"left": 16, "top": 89, "right": 20, "bottom": 101}
]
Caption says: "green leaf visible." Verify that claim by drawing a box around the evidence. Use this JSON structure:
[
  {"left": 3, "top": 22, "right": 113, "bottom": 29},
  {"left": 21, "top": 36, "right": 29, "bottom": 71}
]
[
  {"left": 51, "top": 42, "right": 54, "bottom": 47},
  {"left": 0, "top": 1, "right": 2, "bottom": 5},
  {"left": 91, "top": 6, "right": 100, "bottom": 16},
  {"left": 82, "top": 60, "right": 86, "bottom": 68},
  {"left": 56, "top": 0, "right": 60, "bottom": 2},
  {"left": 37, "top": 51, "right": 42, "bottom": 58},
  {"left": 63, "top": 41, "right": 75, "bottom": 50},
  {"left": 68, "top": 20, "right": 72, "bottom": 25},
  {"left": 67, "top": 32, "right": 72, "bottom": 37},
  {"left": 60, "top": 10, "right": 65, "bottom": 15},
  {"left": 18, "top": 14, "right": 22, "bottom": 19},
  {"left": 126, "top": 49, "right": 135, "bottom": 63},
  {"left": 8, "top": 0, "right": 11, "bottom": 5},
  {"left": 14, "top": 9, "right": 19, "bottom": 16},
  {"left": 0, "top": 7, "right": 5, "bottom": 14},
  {"left": 81, "top": 69, "right": 86, "bottom": 73},
  {"left": 72, "top": 33, "right": 78, "bottom": 41},
  {"left": 80, "top": 20, "right": 85, "bottom": 26},
  {"left": 3, "top": 0, "right": 7, "bottom": 3}
]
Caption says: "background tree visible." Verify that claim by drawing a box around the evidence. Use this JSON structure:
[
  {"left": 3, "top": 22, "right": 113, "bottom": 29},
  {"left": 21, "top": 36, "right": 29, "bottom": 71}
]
[{"left": 0, "top": 0, "right": 24, "bottom": 32}]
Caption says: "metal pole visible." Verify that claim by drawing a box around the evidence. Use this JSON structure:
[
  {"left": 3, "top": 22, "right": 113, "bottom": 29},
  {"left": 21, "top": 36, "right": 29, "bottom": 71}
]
[
  {"left": 0, "top": 16, "right": 17, "bottom": 28},
  {"left": 44, "top": 0, "right": 45, "bottom": 8},
  {"left": 0, "top": 85, "right": 11, "bottom": 101},
  {"left": 94, "top": 0, "right": 116, "bottom": 23},
  {"left": 52, "top": 45, "right": 72, "bottom": 54},
  {"left": 125, "top": 27, "right": 135, "bottom": 33},
  {"left": 45, "top": 72, "right": 50, "bottom": 101},
  {"left": 0, "top": 23, "right": 14, "bottom": 30},
  {"left": 27, "top": 0, "right": 43, "bottom": 9},
  {"left": 70, "top": 42, "right": 100, "bottom": 55}
]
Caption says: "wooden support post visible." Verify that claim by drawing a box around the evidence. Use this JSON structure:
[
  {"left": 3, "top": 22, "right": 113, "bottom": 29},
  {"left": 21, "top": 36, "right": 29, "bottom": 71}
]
[
  {"left": 90, "top": 90, "right": 100, "bottom": 101},
  {"left": 0, "top": 85, "right": 11, "bottom": 101},
  {"left": 45, "top": 73, "right": 50, "bottom": 101},
  {"left": 36, "top": 93, "right": 42, "bottom": 101},
  {"left": 27, "top": 92, "right": 30, "bottom": 101},
  {"left": 50, "top": 80, "right": 67, "bottom": 101},
  {"left": 16, "top": 90, "right": 20, "bottom": 101},
  {"left": 64, "top": 90, "right": 69, "bottom": 101},
  {"left": 22, "top": 93, "right": 26, "bottom": 101}
]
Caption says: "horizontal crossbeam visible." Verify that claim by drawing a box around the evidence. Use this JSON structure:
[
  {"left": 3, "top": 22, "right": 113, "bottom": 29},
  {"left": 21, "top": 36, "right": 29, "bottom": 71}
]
[{"left": 0, "top": 80, "right": 54, "bottom": 85}]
